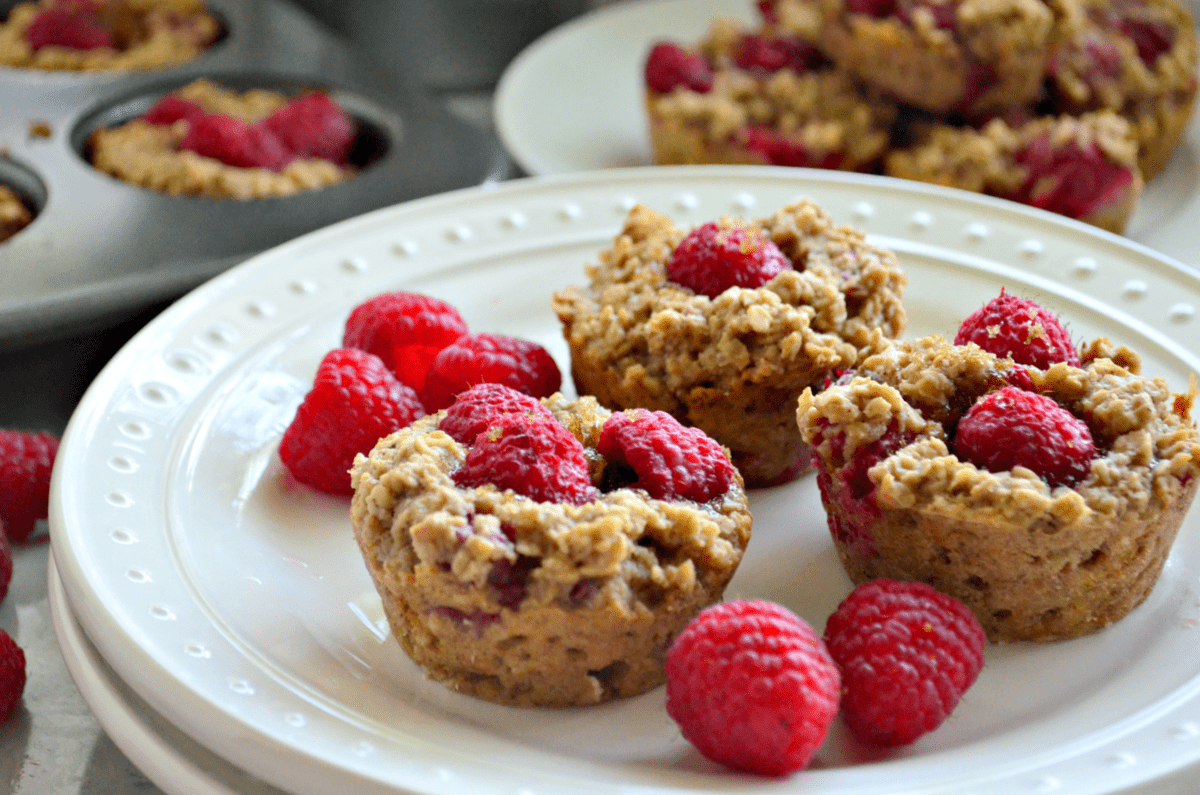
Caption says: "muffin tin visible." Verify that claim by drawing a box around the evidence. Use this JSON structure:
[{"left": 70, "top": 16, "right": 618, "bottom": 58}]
[{"left": 0, "top": 0, "right": 509, "bottom": 346}]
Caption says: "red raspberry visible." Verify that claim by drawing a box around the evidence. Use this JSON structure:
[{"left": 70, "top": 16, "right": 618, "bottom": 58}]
[
  {"left": 735, "top": 34, "right": 824, "bottom": 73},
  {"left": 665, "top": 600, "right": 840, "bottom": 776},
  {"left": 280, "top": 348, "right": 425, "bottom": 496},
  {"left": 1010, "top": 134, "right": 1136, "bottom": 223},
  {"left": 1114, "top": 3, "right": 1176, "bottom": 67},
  {"left": 419, "top": 333, "right": 562, "bottom": 413},
  {"left": 954, "top": 386, "right": 1096, "bottom": 487},
  {"left": 180, "top": 115, "right": 292, "bottom": 172},
  {"left": 452, "top": 411, "right": 597, "bottom": 505},
  {"left": 744, "top": 126, "right": 846, "bottom": 169},
  {"left": 141, "top": 94, "right": 208, "bottom": 126},
  {"left": 845, "top": 0, "right": 897, "bottom": 17},
  {"left": 342, "top": 292, "right": 468, "bottom": 393},
  {"left": 644, "top": 42, "right": 714, "bottom": 94},
  {"left": 26, "top": 8, "right": 113, "bottom": 50},
  {"left": 824, "top": 579, "right": 986, "bottom": 747},
  {"left": 0, "top": 525, "right": 12, "bottom": 603},
  {"left": 0, "top": 430, "right": 59, "bottom": 543},
  {"left": 262, "top": 93, "right": 356, "bottom": 165},
  {"left": 667, "top": 219, "right": 792, "bottom": 298},
  {"left": 439, "top": 383, "right": 554, "bottom": 445},
  {"left": 597, "top": 409, "right": 734, "bottom": 503},
  {"left": 955, "top": 288, "right": 1081, "bottom": 369},
  {"left": 0, "top": 629, "right": 25, "bottom": 723}
]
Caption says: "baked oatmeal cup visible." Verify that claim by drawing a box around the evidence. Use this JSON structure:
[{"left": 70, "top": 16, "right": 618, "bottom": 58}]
[
  {"left": 350, "top": 391, "right": 753, "bottom": 707},
  {"left": 88, "top": 78, "right": 358, "bottom": 200},
  {"left": 796, "top": 335, "right": 1200, "bottom": 641},
  {"left": 552, "top": 200, "right": 907, "bottom": 488},
  {"left": 645, "top": 16, "right": 897, "bottom": 172},
  {"left": 0, "top": 0, "right": 221, "bottom": 71}
]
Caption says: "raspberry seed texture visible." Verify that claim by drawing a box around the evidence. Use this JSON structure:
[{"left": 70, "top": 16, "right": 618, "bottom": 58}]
[
  {"left": 955, "top": 288, "right": 1081, "bottom": 369},
  {"left": 597, "top": 409, "right": 735, "bottom": 503},
  {"left": 667, "top": 219, "right": 791, "bottom": 298},
  {"left": 0, "top": 430, "right": 59, "bottom": 543},
  {"left": 419, "top": 333, "right": 562, "bottom": 412}
]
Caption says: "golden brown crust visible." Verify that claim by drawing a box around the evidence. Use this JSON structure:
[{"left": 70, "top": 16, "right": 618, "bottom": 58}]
[
  {"left": 0, "top": 185, "right": 33, "bottom": 244},
  {"left": 87, "top": 79, "right": 353, "bottom": 200},
  {"left": 350, "top": 394, "right": 752, "bottom": 707},
  {"left": 796, "top": 335, "right": 1200, "bottom": 641},
  {"left": 553, "top": 201, "right": 906, "bottom": 487}
]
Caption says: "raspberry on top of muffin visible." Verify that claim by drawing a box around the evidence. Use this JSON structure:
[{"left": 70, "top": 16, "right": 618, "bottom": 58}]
[
  {"left": 350, "top": 384, "right": 752, "bottom": 707},
  {"left": 553, "top": 200, "right": 906, "bottom": 488},
  {"left": 796, "top": 290, "right": 1200, "bottom": 641}
]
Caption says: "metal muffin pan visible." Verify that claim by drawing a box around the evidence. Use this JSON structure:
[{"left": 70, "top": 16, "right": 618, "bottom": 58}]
[{"left": 0, "top": 0, "right": 509, "bottom": 347}]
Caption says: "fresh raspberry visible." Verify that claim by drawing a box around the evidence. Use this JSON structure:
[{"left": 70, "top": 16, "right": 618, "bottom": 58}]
[
  {"left": 824, "top": 579, "right": 986, "bottom": 747},
  {"left": 744, "top": 126, "right": 846, "bottom": 169},
  {"left": 1114, "top": 2, "right": 1176, "bottom": 67},
  {"left": 0, "top": 526, "right": 12, "bottom": 603},
  {"left": 955, "top": 288, "right": 1081, "bottom": 369},
  {"left": 667, "top": 219, "right": 792, "bottom": 298},
  {"left": 419, "top": 333, "right": 562, "bottom": 413},
  {"left": 1010, "top": 133, "right": 1136, "bottom": 222},
  {"left": 0, "top": 430, "right": 59, "bottom": 543},
  {"left": 26, "top": 8, "right": 113, "bottom": 50},
  {"left": 342, "top": 292, "right": 468, "bottom": 393},
  {"left": 596, "top": 409, "right": 734, "bottom": 503},
  {"left": 439, "top": 383, "right": 554, "bottom": 445},
  {"left": 180, "top": 114, "right": 292, "bottom": 172},
  {"left": 665, "top": 600, "right": 840, "bottom": 776},
  {"left": 954, "top": 386, "right": 1096, "bottom": 487},
  {"left": 262, "top": 93, "right": 356, "bottom": 165},
  {"left": 644, "top": 42, "right": 714, "bottom": 94},
  {"left": 0, "top": 630, "right": 25, "bottom": 723},
  {"left": 452, "top": 411, "right": 597, "bottom": 505},
  {"left": 279, "top": 348, "right": 425, "bottom": 495},
  {"left": 845, "top": 0, "right": 897, "bottom": 17},
  {"left": 735, "top": 34, "right": 825, "bottom": 74},
  {"left": 141, "top": 94, "right": 207, "bottom": 126}
]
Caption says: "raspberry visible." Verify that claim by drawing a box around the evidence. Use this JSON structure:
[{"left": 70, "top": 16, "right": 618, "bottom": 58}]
[
  {"left": 0, "top": 430, "right": 59, "bottom": 543},
  {"left": 180, "top": 114, "right": 292, "bottom": 172},
  {"left": 596, "top": 409, "right": 734, "bottom": 503},
  {"left": 667, "top": 219, "right": 792, "bottom": 298},
  {"left": 342, "top": 292, "right": 468, "bottom": 393},
  {"left": 26, "top": 8, "right": 113, "bottom": 50},
  {"left": 452, "top": 411, "right": 597, "bottom": 506},
  {"left": 141, "top": 94, "right": 207, "bottom": 126},
  {"left": 262, "top": 93, "right": 356, "bottom": 165},
  {"left": 280, "top": 348, "right": 425, "bottom": 495},
  {"left": 1115, "top": 3, "right": 1176, "bottom": 67},
  {"left": 954, "top": 386, "right": 1096, "bottom": 487},
  {"left": 845, "top": 0, "right": 897, "bottom": 17},
  {"left": 0, "top": 526, "right": 11, "bottom": 603},
  {"left": 419, "top": 333, "right": 562, "bottom": 413},
  {"left": 955, "top": 288, "right": 1081, "bottom": 369},
  {"left": 665, "top": 600, "right": 840, "bottom": 776},
  {"left": 0, "top": 630, "right": 25, "bottom": 723},
  {"left": 644, "top": 42, "right": 714, "bottom": 94},
  {"left": 1010, "top": 134, "right": 1136, "bottom": 222},
  {"left": 744, "top": 126, "right": 846, "bottom": 169},
  {"left": 439, "top": 383, "right": 554, "bottom": 445},
  {"left": 735, "top": 34, "right": 824, "bottom": 74},
  {"left": 824, "top": 579, "right": 986, "bottom": 747}
]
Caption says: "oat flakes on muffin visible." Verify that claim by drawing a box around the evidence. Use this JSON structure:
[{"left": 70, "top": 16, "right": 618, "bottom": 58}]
[
  {"left": 553, "top": 200, "right": 907, "bottom": 488},
  {"left": 350, "top": 387, "right": 752, "bottom": 707},
  {"left": 796, "top": 334, "right": 1200, "bottom": 641}
]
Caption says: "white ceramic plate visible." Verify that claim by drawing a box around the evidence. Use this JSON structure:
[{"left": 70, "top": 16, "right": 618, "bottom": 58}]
[
  {"left": 50, "top": 167, "right": 1200, "bottom": 795},
  {"left": 47, "top": 554, "right": 288, "bottom": 795},
  {"left": 492, "top": 0, "right": 1200, "bottom": 271}
]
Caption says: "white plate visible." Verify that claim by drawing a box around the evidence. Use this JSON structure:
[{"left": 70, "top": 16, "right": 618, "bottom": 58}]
[
  {"left": 492, "top": 0, "right": 1200, "bottom": 270},
  {"left": 49, "top": 167, "right": 1200, "bottom": 795},
  {"left": 47, "top": 553, "right": 288, "bottom": 795}
]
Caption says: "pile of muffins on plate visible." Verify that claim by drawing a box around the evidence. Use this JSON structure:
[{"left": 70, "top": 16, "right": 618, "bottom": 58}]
[{"left": 644, "top": 0, "right": 1198, "bottom": 232}]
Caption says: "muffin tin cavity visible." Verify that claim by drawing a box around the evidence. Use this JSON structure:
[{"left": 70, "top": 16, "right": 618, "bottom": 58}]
[
  {"left": 0, "top": 0, "right": 507, "bottom": 347},
  {"left": 0, "top": 156, "right": 43, "bottom": 243}
]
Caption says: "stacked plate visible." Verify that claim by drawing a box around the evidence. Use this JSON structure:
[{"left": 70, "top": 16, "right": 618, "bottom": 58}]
[{"left": 48, "top": 164, "right": 1200, "bottom": 795}]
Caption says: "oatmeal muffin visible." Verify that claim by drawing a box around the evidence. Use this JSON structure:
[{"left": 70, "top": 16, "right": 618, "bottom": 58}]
[
  {"left": 0, "top": 0, "right": 221, "bottom": 71},
  {"left": 350, "top": 389, "right": 753, "bottom": 707},
  {"left": 645, "top": 17, "right": 897, "bottom": 172},
  {"left": 796, "top": 335, "right": 1200, "bottom": 641},
  {"left": 765, "top": 0, "right": 1057, "bottom": 118},
  {"left": 884, "top": 110, "right": 1143, "bottom": 232},
  {"left": 1045, "top": 0, "right": 1198, "bottom": 179},
  {"left": 88, "top": 79, "right": 356, "bottom": 200},
  {"left": 0, "top": 186, "right": 33, "bottom": 244},
  {"left": 552, "top": 201, "right": 907, "bottom": 488}
]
